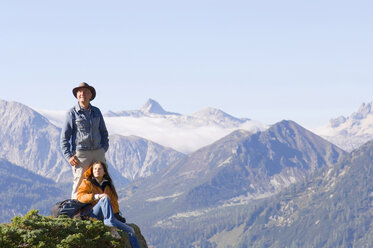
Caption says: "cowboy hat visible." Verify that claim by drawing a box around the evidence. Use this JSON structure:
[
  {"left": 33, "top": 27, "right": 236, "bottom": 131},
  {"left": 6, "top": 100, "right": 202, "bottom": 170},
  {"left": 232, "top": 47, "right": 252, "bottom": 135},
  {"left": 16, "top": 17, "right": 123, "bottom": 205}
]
[{"left": 72, "top": 82, "right": 96, "bottom": 100}]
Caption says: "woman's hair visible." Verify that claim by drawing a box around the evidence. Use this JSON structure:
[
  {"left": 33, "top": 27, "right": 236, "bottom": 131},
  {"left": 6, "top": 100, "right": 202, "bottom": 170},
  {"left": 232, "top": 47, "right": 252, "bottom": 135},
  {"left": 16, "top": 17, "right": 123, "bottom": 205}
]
[{"left": 89, "top": 161, "right": 118, "bottom": 199}]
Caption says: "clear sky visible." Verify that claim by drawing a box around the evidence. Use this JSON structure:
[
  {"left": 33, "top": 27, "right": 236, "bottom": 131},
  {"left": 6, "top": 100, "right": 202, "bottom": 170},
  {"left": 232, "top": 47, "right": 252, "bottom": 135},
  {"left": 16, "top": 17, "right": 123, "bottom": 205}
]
[{"left": 0, "top": 0, "right": 372, "bottom": 128}]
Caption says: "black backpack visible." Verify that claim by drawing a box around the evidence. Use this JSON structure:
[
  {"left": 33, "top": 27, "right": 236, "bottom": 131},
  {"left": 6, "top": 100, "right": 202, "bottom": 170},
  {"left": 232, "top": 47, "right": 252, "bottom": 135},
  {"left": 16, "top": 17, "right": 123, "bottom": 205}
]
[{"left": 51, "top": 199, "right": 91, "bottom": 218}]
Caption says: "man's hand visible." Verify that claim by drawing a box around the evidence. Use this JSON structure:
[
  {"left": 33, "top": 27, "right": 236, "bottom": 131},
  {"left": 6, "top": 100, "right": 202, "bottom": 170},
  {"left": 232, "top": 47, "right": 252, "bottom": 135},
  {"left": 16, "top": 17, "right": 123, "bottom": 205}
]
[{"left": 68, "top": 155, "right": 80, "bottom": 167}]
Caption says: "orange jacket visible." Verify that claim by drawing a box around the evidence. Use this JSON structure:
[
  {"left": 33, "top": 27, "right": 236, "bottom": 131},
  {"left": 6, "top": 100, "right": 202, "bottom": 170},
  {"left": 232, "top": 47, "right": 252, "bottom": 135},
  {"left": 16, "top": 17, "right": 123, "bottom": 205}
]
[{"left": 77, "top": 166, "right": 119, "bottom": 214}]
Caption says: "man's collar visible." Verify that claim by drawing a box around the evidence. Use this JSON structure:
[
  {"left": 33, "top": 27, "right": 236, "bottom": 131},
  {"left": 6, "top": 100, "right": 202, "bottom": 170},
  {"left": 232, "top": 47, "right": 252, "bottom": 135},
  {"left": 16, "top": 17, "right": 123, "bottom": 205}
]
[{"left": 75, "top": 103, "right": 92, "bottom": 112}]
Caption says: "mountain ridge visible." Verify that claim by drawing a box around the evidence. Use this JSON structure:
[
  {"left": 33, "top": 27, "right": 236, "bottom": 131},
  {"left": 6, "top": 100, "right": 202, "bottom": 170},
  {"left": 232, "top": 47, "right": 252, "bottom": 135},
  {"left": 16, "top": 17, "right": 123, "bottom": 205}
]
[
  {"left": 0, "top": 99, "right": 190, "bottom": 185},
  {"left": 0, "top": 158, "right": 68, "bottom": 222},
  {"left": 106, "top": 134, "right": 186, "bottom": 183},
  {"left": 120, "top": 119, "right": 346, "bottom": 241},
  {"left": 225, "top": 137, "right": 373, "bottom": 247},
  {"left": 142, "top": 137, "right": 373, "bottom": 246},
  {"left": 0, "top": 99, "right": 71, "bottom": 183}
]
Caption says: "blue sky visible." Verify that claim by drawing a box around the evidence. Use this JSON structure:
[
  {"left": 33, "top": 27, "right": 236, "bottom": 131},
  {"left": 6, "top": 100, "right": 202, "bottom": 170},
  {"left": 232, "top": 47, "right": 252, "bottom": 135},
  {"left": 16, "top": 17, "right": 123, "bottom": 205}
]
[{"left": 0, "top": 0, "right": 372, "bottom": 128}]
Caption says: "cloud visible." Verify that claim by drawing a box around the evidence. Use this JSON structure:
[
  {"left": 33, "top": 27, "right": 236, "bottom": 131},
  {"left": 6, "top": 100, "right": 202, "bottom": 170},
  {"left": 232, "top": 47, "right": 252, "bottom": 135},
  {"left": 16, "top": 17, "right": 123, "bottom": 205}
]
[{"left": 36, "top": 109, "right": 267, "bottom": 154}]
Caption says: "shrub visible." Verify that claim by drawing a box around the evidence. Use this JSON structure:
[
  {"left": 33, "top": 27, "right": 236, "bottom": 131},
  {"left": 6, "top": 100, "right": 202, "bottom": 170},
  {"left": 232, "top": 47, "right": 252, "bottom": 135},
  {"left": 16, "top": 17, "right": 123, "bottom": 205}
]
[{"left": 0, "top": 209, "right": 147, "bottom": 248}]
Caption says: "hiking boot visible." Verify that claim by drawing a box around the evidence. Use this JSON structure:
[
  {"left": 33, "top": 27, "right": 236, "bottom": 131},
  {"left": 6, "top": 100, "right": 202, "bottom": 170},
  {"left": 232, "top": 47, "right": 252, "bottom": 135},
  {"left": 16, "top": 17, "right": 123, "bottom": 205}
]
[{"left": 110, "top": 227, "right": 121, "bottom": 239}]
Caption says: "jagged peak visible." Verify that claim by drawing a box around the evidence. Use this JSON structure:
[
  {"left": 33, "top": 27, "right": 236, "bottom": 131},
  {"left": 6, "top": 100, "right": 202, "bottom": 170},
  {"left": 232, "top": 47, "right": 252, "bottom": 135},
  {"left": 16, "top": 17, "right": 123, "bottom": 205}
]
[
  {"left": 105, "top": 98, "right": 180, "bottom": 117},
  {"left": 352, "top": 101, "right": 373, "bottom": 120},
  {"left": 328, "top": 115, "right": 347, "bottom": 128},
  {"left": 141, "top": 98, "right": 167, "bottom": 114},
  {"left": 327, "top": 101, "right": 373, "bottom": 128},
  {"left": 140, "top": 98, "right": 180, "bottom": 116}
]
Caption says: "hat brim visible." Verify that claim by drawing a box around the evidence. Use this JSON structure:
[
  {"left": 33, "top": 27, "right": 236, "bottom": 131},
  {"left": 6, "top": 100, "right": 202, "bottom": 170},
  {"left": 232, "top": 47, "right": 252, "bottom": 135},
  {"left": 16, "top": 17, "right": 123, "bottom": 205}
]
[{"left": 72, "top": 86, "right": 96, "bottom": 100}]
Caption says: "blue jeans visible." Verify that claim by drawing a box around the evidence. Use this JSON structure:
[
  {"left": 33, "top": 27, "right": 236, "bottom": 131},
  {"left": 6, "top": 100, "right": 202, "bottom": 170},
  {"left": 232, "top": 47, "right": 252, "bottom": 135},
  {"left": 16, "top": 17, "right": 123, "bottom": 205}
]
[{"left": 89, "top": 197, "right": 140, "bottom": 248}]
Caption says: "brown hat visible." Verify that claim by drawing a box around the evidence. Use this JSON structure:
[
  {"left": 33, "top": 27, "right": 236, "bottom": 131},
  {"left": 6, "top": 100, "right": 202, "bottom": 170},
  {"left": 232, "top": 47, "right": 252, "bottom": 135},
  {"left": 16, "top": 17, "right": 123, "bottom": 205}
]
[{"left": 72, "top": 82, "right": 96, "bottom": 100}]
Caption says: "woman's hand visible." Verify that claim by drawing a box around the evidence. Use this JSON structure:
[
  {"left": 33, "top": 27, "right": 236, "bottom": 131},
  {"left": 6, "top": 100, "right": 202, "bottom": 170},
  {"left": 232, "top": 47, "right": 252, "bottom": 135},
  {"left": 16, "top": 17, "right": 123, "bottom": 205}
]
[{"left": 99, "top": 193, "right": 110, "bottom": 199}]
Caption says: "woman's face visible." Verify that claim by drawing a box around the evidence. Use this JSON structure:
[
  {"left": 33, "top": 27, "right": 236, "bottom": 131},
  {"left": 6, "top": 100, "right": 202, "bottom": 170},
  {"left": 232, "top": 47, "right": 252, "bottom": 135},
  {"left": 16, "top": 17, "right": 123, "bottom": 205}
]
[{"left": 93, "top": 163, "right": 105, "bottom": 179}]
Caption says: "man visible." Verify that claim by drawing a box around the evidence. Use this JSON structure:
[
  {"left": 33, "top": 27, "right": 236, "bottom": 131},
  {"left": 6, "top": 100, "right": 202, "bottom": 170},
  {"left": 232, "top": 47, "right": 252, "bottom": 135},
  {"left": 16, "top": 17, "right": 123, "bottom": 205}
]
[{"left": 60, "top": 82, "right": 109, "bottom": 199}]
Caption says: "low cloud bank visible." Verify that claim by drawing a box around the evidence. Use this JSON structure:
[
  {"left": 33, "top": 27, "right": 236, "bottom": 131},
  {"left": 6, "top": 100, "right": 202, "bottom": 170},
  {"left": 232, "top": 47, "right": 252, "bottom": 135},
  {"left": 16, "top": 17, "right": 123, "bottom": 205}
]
[{"left": 37, "top": 109, "right": 267, "bottom": 154}]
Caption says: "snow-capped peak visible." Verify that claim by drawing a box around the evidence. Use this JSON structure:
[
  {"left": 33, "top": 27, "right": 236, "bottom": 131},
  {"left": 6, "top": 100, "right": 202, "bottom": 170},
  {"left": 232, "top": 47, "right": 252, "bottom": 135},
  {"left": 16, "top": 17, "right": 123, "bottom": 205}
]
[
  {"left": 327, "top": 102, "right": 373, "bottom": 128},
  {"left": 191, "top": 107, "right": 250, "bottom": 126},
  {"left": 105, "top": 99, "right": 180, "bottom": 117},
  {"left": 351, "top": 102, "right": 373, "bottom": 120},
  {"left": 140, "top": 98, "right": 168, "bottom": 114},
  {"left": 315, "top": 101, "right": 373, "bottom": 152},
  {"left": 193, "top": 107, "right": 239, "bottom": 120}
]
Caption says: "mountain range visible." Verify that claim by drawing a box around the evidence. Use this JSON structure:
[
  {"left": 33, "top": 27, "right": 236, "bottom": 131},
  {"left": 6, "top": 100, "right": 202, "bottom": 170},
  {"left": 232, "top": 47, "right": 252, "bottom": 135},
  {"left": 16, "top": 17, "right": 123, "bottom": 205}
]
[
  {"left": 2, "top": 97, "right": 373, "bottom": 247},
  {"left": 119, "top": 120, "right": 346, "bottom": 246},
  {"left": 137, "top": 138, "right": 373, "bottom": 247},
  {"left": 36, "top": 99, "right": 373, "bottom": 154},
  {"left": 0, "top": 100, "right": 187, "bottom": 186},
  {"left": 231, "top": 138, "right": 373, "bottom": 247}
]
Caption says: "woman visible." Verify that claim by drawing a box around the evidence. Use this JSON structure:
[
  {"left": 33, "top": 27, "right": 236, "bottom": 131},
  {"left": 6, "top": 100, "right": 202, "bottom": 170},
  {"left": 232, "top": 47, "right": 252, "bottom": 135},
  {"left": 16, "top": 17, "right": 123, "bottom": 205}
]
[{"left": 77, "top": 161, "right": 140, "bottom": 248}]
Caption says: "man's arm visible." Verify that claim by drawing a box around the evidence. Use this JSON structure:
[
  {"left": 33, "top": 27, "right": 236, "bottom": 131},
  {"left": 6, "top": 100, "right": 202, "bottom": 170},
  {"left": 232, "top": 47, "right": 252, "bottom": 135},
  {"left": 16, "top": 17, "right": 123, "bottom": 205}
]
[
  {"left": 98, "top": 109, "right": 109, "bottom": 152},
  {"left": 60, "top": 111, "right": 74, "bottom": 161}
]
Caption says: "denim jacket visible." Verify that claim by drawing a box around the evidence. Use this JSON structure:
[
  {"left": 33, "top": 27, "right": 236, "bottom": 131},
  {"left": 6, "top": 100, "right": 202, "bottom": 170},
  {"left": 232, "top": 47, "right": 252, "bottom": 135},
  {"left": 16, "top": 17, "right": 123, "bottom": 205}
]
[{"left": 60, "top": 104, "right": 109, "bottom": 160}]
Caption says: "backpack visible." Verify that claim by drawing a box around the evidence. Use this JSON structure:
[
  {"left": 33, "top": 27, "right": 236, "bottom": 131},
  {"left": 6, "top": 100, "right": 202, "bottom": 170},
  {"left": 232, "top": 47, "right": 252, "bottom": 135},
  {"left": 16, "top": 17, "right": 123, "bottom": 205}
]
[{"left": 51, "top": 199, "right": 91, "bottom": 218}]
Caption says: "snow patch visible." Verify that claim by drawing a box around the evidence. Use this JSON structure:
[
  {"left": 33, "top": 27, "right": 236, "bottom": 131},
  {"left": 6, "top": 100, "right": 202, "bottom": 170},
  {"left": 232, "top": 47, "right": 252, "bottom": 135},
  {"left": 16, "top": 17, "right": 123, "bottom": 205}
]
[
  {"left": 146, "top": 192, "right": 183, "bottom": 202},
  {"left": 221, "top": 192, "right": 274, "bottom": 207},
  {"left": 217, "top": 156, "right": 233, "bottom": 168}
]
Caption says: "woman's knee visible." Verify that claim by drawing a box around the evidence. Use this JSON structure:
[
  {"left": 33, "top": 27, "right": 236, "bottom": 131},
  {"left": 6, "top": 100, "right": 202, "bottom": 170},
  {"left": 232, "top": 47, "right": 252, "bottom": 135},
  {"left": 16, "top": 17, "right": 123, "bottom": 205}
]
[{"left": 117, "top": 223, "right": 135, "bottom": 235}]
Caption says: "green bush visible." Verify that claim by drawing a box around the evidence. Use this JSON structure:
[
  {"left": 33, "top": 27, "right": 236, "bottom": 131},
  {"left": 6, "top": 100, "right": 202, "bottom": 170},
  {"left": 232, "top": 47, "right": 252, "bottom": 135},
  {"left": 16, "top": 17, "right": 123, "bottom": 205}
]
[{"left": 0, "top": 209, "right": 147, "bottom": 248}]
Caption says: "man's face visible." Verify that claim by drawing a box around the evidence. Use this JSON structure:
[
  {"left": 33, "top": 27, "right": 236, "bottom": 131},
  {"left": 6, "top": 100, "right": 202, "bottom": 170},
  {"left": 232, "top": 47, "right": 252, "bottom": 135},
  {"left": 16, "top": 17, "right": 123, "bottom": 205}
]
[{"left": 77, "top": 88, "right": 92, "bottom": 104}]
